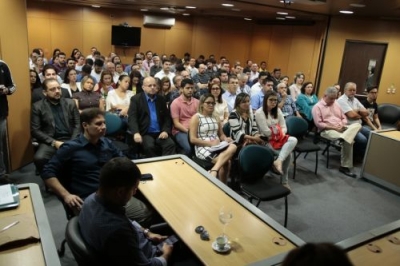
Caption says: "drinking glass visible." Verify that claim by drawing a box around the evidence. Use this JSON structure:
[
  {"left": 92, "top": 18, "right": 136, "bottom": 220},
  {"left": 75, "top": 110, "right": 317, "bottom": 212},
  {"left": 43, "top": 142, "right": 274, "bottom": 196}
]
[{"left": 219, "top": 206, "right": 233, "bottom": 236}]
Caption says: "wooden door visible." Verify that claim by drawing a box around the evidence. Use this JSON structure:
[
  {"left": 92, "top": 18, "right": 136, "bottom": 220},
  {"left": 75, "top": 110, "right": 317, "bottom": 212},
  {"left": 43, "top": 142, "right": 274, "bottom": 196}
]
[{"left": 338, "top": 40, "right": 387, "bottom": 94}]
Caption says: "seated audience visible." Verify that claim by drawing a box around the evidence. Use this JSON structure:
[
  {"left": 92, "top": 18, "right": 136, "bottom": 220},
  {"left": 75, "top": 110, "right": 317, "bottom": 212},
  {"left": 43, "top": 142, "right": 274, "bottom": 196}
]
[
  {"left": 282, "top": 243, "right": 353, "bottom": 266},
  {"left": 170, "top": 79, "right": 199, "bottom": 156},
  {"left": 129, "top": 70, "right": 143, "bottom": 95},
  {"left": 158, "top": 76, "right": 173, "bottom": 105},
  {"left": 91, "top": 59, "right": 104, "bottom": 82},
  {"left": 79, "top": 157, "right": 173, "bottom": 266},
  {"left": 250, "top": 71, "right": 269, "bottom": 96},
  {"left": 31, "top": 78, "right": 80, "bottom": 174},
  {"left": 271, "top": 68, "right": 282, "bottom": 90},
  {"left": 155, "top": 59, "right": 175, "bottom": 84},
  {"left": 296, "top": 81, "right": 318, "bottom": 131},
  {"left": 337, "top": 82, "right": 370, "bottom": 157},
  {"left": 189, "top": 94, "right": 236, "bottom": 184},
  {"left": 61, "top": 68, "right": 81, "bottom": 97},
  {"left": 150, "top": 56, "right": 162, "bottom": 77},
  {"left": 289, "top": 72, "right": 304, "bottom": 102},
  {"left": 73, "top": 76, "right": 104, "bottom": 112},
  {"left": 312, "top": 87, "right": 362, "bottom": 177},
  {"left": 209, "top": 83, "right": 228, "bottom": 126},
  {"left": 30, "top": 69, "right": 41, "bottom": 91},
  {"left": 222, "top": 75, "right": 240, "bottom": 113},
  {"left": 360, "top": 85, "right": 382, "bottom": 131},
  {"left": 237, "top": 73, "right": 251, "bottom": 95},
  {"left": 276, "top": 82, "right": 301, "bottom": 119},
  {"left": 229, "top": 93, "right": 264, "bottom": 150},
  {"left": 128, "top": 77, "right": 176, "bottom": 158},
  {"left": 32, "top": 65, "right": 68, "bottom": 103},
  {"left": 255, "top": 91, "right": 297, "bottom": 189},
  {"left": 41, "top": 108, "right": 151, "bottom": 224}
]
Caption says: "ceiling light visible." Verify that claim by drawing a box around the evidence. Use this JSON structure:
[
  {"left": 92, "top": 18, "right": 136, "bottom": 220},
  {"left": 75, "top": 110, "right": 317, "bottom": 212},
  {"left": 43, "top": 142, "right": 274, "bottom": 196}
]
[
  {"left": 140, "top": 9, "right": 148, "bottom": 12},
  {"left": 244, "top": 18, "right": 252, "bottom": 21},
  {"left": 277, "top": 12, "right": 288, "bottom": 15},
  {"left": 160, "top": 7, "right": 169, "bottom": 10},
  {"left": 232, "top": 8, "right": 241, "bottom": 12},
  {"left": 222, "top": 4, "right": 234, "bottom": 7},
  {"left": 182, "top": 13, "right": 190, "bottom": 16},
  {"left": 92, "top": 5, "right": 100, "bottom": 8},
  {"left": 286, "top": 16, "right": 296, "bottom": 19},
  {"left": 276, "top": 17, "right": 286, "bottom": 20},
  {"left": 280, "top": 0, "right": 294, "bottom": 3},
  {"left": 185, "top": 6, "right": 196, "bottom": 9},
  {"left": 350, "top": 4, "right": 366, "bottom": 8},
  {"left": 340, "top": 10, "right": 354, "bottom": 14}
]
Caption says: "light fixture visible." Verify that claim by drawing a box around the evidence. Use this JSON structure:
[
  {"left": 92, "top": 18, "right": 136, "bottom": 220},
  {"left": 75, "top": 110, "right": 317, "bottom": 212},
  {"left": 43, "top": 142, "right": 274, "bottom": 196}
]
[
  {"left": 340, "top": 10, "right": 354, "bottom": 14},
  {"left": 140, "top": 9, "right": 148, "bottom": 12},
  {"left": 244, "top": 18, "right": 252, "bottom": 21},
  {"left": 277, "top": 12, "right": 288, "bottom": 15},
  {"left": 185, "top": 6, "right": 196, "bottom": 9},
  {"left": 92, "top": 5, "right": 100, "bottom": 8},
  {"left": 182, "top": 13, "right": 190, "bottom": 16},
  {"left": 286, "top": 16, "right": 296, "bottom": 19},
  {"left": 160, "top": 7, "right": 169, "bottom": 10},
  {"left": 276, "top": 17, "right": 286, "bottom": 20},
  {"left": 222, "top": 4, "right": 234, "bottom": 7},
  {"left": 232, "top": 8, "right": 241, "bottom": 12}
]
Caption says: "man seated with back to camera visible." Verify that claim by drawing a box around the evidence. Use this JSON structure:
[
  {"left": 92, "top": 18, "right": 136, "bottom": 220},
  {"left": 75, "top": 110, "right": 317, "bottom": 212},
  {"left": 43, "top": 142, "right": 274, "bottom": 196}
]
[
  {"left": 79, "top": 157, "right": 173, "bottom": 266},
  {"left": 41, "top": 108, "right": 152, "bottom": 225}
]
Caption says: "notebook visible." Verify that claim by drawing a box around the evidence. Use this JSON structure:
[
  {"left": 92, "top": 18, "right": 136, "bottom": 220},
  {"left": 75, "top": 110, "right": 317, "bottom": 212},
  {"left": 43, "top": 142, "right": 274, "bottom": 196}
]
[{"left": 0, "top": 184, "right": 20, "bottom": 211}]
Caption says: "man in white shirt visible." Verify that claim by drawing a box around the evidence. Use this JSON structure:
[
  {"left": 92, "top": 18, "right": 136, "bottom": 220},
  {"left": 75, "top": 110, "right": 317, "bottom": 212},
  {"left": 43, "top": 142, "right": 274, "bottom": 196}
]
[
  {"left": 222, "top": 76, "right": 239, "bottom": 113},
  {"left": 249, "top": 63, "right": 259, "bottom": 84},
  {"left": 155, "top": 59, "right": 175, "bottom": 84},
  {"left": 250, "top": 71, "right": 269, "bottom": 95},
  {"left": 90, "top": 59, "right": 104, "bottom": 83},
  {"left": 337, "top": 82, "right": 370, "bottom": 157}
]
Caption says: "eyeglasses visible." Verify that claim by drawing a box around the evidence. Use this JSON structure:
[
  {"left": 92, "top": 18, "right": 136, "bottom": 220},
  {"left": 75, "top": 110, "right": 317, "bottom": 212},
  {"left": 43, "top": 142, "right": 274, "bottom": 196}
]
[
  {"left": 268, "top": 99, "right": 278, "bottom": 102},
  {"left": 195, "top": 225, "right": 210, "bottom": 240},
  {"left": 211, "top": 87, "right": 220, "bottom": 91},
  {"left": 204, "top": 101, "right": 216, "bottom": 106}
]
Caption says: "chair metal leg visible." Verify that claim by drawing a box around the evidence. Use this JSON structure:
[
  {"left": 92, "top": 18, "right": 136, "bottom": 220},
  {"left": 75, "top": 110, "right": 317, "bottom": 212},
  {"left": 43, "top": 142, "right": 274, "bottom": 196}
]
[
  {"left": 58, "top": 239, "right": 67, "bottom": 257},
  {"left": 284, "top": 196, "right": 288, "bottom": 228},
  {"left": 292, "top": 152, "right": 297, "bottom": 179},
  {"left": 255, "top": 199, "right": 261, "bottom": 207},
  {"left": 315, "top": 151, "right": 318, "bottom": 175},
  {"left": 303, "top": 152, "right": 309, "bottom": 159},
  {"left": 326, "top": 145, "right": 330, "bottom": 168}
]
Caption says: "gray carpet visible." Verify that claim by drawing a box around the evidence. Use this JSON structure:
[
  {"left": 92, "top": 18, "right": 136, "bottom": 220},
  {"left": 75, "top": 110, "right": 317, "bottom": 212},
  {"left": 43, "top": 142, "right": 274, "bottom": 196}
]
[{"left": 8, "top": 147, "right": 400, "bottom": 266}]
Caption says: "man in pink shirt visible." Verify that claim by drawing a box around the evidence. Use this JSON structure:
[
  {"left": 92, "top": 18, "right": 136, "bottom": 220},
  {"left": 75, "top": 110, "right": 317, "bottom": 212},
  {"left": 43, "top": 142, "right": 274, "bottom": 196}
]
[
  {"left": 170, "top": 79, "right": 199, "bottom": 156},
  {"left": 312, "top": 87, "right": 361, "bottom": 178}
]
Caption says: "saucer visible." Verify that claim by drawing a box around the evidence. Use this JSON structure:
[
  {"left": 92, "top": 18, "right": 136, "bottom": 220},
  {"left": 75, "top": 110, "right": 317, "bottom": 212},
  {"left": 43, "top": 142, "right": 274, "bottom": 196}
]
[{"left": 212, "top": 241, "right": 231, "bottom": 253}]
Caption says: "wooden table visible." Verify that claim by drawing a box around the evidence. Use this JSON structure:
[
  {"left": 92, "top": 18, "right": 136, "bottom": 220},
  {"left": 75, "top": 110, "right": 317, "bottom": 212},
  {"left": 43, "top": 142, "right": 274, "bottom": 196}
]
[
  {"left": 135, "top": 155, "right": 304, "bottom": 266},
  {"left": 338, "top": 220, "right": 400, "bottom": 266},
  {"left": 361, "top": 129, "right": 400, "bottom": 193},
  {"left": 0, "top": 184, "right": 60, "bottom": 266}
]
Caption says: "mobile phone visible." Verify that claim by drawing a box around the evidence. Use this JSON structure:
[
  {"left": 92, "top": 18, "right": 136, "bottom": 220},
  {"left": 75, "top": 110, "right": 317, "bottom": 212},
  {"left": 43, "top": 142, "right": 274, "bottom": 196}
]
[
  {"left": 141, "top": 173, "right": 153, "bottom": 181},
  {"left": 157, "top": 235, "right": 179, "bottom": 250}
]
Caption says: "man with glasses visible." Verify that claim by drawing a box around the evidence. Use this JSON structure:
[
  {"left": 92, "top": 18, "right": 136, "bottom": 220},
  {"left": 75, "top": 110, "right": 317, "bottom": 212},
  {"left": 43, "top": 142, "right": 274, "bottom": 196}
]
[
  {"left": 277, "top": 82, "right": 301, "bottom": 119},
  {"left": 360, "top": 86, "right": 382, "bottom": 131},
  {"left": 251, "top": 77, "right": 274, "bottom": 112},
  {"left": 170, "top": 79, "right": 199, "bottom": 156},
  {"left": 31, "top": 78, "right": 80, "bottom": 174},
  {"left": 128, "top": 77, "right": 176, "bottom": 158}
]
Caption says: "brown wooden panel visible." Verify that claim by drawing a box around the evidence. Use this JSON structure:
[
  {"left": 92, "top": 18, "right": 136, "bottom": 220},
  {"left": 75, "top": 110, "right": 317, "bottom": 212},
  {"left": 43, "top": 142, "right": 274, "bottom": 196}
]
[
  {"left": 268, "top": 26, "right": 293, "bottom": 75},
  {"left": 50, "top": 19, "right": 84, "bottom": 55}
]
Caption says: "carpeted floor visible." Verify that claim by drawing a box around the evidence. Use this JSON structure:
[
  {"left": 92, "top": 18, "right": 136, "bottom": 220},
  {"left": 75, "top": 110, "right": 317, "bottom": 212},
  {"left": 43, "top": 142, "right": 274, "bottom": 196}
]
[{"left": 8, "top": 146, "right": 400, "bottom": 266}]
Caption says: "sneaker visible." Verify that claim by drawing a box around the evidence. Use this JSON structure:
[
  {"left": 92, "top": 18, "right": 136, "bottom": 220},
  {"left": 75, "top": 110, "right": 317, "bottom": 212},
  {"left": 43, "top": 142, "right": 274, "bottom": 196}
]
[{"left": 282, "top": 183, "right": 291, "bottom": 191}]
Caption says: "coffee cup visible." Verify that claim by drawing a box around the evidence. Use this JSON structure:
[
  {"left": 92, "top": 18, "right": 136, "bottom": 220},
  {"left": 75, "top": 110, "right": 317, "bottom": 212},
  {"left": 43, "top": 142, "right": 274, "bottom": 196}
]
[{"left": 216, "top": 236, "right": 227, "bottom": 249}]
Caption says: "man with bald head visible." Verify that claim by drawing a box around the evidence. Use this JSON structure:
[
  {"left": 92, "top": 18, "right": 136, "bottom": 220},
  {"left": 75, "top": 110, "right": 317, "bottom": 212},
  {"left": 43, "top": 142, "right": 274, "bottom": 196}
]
[{"left": 128, "top": 77, "right": 176, "bottom": 158}]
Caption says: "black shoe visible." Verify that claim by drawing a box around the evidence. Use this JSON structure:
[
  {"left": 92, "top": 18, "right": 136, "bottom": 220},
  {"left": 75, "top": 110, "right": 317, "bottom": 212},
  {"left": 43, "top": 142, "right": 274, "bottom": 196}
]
[{"left": 339, "top": 167, "right": 356, "bottom": 178}]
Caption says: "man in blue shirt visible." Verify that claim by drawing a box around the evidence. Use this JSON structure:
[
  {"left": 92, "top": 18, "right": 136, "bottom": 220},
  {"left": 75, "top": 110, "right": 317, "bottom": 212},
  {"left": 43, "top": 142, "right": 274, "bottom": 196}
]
[
  {"left": 251, "top": 77, "right": 274, "bottom": 112},
  {"left": 128, "top": 77, "right": 176, "bottom": 158},
  {"left": 79, "top": 157, "right": 173, "bottom": 266},
  {"left": 42, "top": 108, "right": 151, "bottom": 225}
]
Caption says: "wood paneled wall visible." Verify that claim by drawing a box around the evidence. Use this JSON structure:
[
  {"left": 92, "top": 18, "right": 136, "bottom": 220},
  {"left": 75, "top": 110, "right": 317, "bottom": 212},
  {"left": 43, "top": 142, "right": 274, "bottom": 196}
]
[{"left": 27, "top": 1, "right": 326, "bottom": 85}]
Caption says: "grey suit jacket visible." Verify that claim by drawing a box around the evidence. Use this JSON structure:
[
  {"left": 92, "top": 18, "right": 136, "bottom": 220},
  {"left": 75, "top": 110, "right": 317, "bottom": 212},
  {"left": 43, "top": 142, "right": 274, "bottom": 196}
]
[{"left": 31, "top": 98, "right": 81, "bottom": 145}]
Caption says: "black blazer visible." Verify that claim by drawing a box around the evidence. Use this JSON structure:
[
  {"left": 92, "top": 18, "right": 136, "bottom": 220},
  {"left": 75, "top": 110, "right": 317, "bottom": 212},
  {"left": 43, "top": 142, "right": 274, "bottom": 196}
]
[
  {"left": 128, "top": 92, "right": 172, "bottom": 136},
  {"left": 31, "top": 87, "right": 71, "bottom": 104},
  {"left": 31, "top": 98, "right": 81, "bottom": 145}
]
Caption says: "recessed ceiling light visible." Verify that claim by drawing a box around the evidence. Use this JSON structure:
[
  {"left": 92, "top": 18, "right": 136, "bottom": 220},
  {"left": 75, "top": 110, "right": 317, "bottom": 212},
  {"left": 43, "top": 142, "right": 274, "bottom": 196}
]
[
  {"left": 185, "top": 6, "right": 196, "bottom": 9},
  {"left": 276, "top": 17, "right": 286, "bottom": 20},
  {"left": 350, "top": 4, "right": 366, "bottom": 8},
  {"left": 286, "top": 16, "right": 296, "bottom": 19},
  {"left": 280, "top": 0, "right": 294, "bottom": 3},
  {"left": 340, "top": 10, "right": 354, "bottom": 14},
  {"left": 160, "top": 7, "right": 169, "bottom": 10},
  {"left": 232, "top": 8, "right": 241, "bottom": 12},
  {"left": 92, "top": 5, "right": 100, "bottom": 8},
  {"left": 244, "top": 18, "right": 252, "bottom": 21},
  {"left": 182, "top": 13, "right": 190, "bottom": 16},
  {"left": 277, "top": 12, "right": 288, "bottom": 15},
  {"left": 140, "top": 9, "right": 148, "bottom": 12},
  {"left": 222, "top": 4, "right": 234, "bottom": 7}
]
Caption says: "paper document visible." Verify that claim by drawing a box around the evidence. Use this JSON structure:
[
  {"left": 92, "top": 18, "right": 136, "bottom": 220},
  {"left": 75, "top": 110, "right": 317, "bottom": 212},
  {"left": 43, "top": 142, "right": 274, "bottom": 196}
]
[
  {"left": 209, "top": 141, "right": 229, "bottom": 152},
  {"left": 0, "top": 185, "right": 14, "bottom": 205}
]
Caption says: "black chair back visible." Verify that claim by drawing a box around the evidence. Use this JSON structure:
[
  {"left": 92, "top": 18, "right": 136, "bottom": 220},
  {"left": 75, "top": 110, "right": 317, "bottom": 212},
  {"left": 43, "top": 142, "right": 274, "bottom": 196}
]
[
  {"left": 238, "top": 145, "right": 274, "bottom": 183},
  {"left": 65, "top": 217, "right": 99, "bottom": 266}
]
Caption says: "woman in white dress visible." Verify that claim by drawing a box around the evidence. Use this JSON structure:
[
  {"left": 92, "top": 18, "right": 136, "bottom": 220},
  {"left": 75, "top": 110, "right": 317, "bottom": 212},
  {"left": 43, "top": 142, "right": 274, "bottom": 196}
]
[
  {"left": 106, "top": 75, "right": 133, "bottom": 121},
  {"left": 189, "top": 93, "right": 236, "bottom": 184}
]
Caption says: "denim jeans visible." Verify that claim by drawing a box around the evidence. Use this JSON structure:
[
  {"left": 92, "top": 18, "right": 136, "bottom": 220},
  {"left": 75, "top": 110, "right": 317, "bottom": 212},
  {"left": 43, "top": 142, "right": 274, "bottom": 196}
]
[{"left": 175, "top": 132, "right": 191, "bottom": 157}]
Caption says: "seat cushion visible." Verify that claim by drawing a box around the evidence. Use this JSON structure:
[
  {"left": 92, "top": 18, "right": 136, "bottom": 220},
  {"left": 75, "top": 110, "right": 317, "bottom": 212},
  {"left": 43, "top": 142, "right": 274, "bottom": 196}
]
[
  {"left": 241, "top": 177, "right": 290, "bottom": 201},
  {"left": 295, "top": 140, "right": 321, "bottom": 153}
]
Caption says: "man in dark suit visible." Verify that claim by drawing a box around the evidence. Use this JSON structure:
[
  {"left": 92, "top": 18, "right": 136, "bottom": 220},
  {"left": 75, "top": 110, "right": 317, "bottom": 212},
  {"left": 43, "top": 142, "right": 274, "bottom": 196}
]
[
  {"left": 128, "top": 76, "right": 176, "bottom": 158},
  {"left": 31, "top": 78, "right": 80, "bottom": 174},
  {"left": 32, "top": 65, "right": 70, "bottom": 103}
]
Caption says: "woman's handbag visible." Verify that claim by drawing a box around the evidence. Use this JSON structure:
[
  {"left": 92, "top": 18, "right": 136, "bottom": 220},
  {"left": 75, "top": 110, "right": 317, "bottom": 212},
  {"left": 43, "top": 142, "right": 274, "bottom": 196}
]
[{"left": 269, "top": 124, "right": 289, "bottom": 149}]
